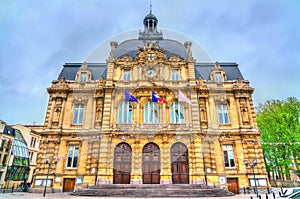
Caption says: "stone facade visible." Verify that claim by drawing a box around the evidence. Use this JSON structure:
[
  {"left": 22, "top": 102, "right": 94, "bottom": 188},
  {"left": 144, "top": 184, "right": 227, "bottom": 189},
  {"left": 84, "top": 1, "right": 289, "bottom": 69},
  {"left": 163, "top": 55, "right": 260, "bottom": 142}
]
[{"left": 33, "top": 12, "right": 268, "bottom": 194}]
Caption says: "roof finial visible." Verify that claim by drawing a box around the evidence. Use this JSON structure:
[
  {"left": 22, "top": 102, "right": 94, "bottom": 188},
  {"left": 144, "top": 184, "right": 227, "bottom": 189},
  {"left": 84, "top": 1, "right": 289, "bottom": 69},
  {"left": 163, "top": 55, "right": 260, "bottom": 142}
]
[{"left": 150, "top": 0, "right": 152, "bottom": 14}]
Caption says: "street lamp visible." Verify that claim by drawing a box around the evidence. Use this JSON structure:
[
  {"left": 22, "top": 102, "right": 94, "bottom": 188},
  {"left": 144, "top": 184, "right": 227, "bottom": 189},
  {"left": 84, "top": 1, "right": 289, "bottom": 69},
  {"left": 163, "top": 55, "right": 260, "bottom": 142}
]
[
  {"left": 43, "top": 157, "right": 57, "bottom": 197},
  {"left": 244, "top": 159, "right": 258, "bottom": 197},
  {"left": 43, "top": 157, "right": 50, "bottom": 197}
]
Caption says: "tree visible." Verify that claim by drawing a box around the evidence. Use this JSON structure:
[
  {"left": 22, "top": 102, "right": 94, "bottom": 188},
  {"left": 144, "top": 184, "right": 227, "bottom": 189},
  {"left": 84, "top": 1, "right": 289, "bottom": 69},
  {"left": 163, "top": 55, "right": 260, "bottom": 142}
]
[{"left": 256, "top": 97, "right": 300, "bottom": 180}]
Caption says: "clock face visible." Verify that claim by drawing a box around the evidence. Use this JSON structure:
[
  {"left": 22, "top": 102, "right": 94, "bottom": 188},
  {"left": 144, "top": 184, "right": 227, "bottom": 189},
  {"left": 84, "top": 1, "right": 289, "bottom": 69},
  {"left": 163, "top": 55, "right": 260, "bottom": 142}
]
[{"left": 147, "top": 69, "right": 155, "bottom": 76}]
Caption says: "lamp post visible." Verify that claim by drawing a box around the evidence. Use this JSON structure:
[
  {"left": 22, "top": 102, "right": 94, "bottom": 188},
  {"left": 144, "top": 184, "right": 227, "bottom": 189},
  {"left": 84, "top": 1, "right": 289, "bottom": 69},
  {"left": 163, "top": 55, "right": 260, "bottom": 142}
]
[
  {"left": 43, "top": 157, "right": 57, "bottom": 197},
  {"left": 43, "top": 157, "right": 50, "bottom": 197},
  {"left": 244, "top": 159, "right": 258, "bottom": 197},
  {"left": 251, "top": 160, "right": 258, "bottom": 197}
]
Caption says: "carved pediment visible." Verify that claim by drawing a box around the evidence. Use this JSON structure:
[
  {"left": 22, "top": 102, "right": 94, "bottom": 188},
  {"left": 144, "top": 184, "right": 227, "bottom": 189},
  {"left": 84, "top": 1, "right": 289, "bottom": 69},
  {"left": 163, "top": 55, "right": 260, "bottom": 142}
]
[
  {"left": 118, "top": 55, "right": 133, "bottom": 62},
  {"left": 136, "top": 42, "right": 167, "bottom": 62},
  {"left": 233, "top": 76, "right": 250, "bottom": 88},
  {"left": 169, "top": 56, "right": 181, "bottom": 62},
  {"left": 54, "top": 77, "right": 69, "bottom": 88}
]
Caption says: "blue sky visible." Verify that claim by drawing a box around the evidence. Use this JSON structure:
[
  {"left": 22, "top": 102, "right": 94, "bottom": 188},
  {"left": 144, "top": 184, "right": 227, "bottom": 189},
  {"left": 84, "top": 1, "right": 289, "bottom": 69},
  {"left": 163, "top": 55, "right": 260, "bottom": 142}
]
[{"left": 0, "top": 0, "right": 299, "bottom": 125}]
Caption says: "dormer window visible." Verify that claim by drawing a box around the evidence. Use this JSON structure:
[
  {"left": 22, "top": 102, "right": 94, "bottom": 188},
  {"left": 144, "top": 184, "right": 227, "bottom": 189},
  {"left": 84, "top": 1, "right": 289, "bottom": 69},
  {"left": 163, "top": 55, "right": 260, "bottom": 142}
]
[
  {"left": 80, "top": 72, "right": 87, "bottom": 82},
  {"left": 76, "top": 62, "right": 92, "bottom": 82},
  {"left": 210, "top": 62, "right": 227, "bottom": 82}
]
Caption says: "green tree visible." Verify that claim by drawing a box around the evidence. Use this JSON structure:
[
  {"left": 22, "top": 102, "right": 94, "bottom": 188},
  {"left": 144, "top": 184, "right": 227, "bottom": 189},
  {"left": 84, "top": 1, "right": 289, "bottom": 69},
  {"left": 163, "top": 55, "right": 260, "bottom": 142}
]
[{"left": 256, "top": 97, "right": 300, "bottom": 180}]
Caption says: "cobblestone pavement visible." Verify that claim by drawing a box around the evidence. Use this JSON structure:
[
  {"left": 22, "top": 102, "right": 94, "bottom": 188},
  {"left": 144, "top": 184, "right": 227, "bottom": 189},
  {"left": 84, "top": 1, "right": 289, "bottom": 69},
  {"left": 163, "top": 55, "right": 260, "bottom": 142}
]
[{"left": 0, "top": 190, "right": 283, "bottom": 199}]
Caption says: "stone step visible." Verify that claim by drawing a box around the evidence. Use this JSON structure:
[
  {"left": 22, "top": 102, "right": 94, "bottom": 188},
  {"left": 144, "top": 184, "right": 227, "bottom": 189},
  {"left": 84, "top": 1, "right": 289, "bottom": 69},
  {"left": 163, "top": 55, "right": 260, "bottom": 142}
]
[
  {"left": 86, "top": 184, "right": 213, "bottom": 189},
  {"left": 72, "top": 184, "right": 235, "bottom": 197}
]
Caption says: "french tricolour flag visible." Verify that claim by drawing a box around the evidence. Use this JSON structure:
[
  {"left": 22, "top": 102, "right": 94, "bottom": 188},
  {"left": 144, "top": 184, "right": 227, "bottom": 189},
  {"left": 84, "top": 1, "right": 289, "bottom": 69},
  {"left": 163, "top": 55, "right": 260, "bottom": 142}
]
[{"left": 152, "top": 91, "right": 168, "bottom": 104}]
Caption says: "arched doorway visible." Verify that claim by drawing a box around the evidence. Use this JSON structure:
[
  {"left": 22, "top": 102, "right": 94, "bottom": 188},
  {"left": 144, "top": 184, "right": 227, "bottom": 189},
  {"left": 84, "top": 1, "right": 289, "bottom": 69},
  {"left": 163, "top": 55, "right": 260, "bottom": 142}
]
[
  {"left": 113, "top": 142, "right": 132, "bottom": 184},
  {"left": 171, "top": 142, "right": 189, "bottom": 184},
  {"left": 142, "top": 142, "right": 160, "bottom": 184}
]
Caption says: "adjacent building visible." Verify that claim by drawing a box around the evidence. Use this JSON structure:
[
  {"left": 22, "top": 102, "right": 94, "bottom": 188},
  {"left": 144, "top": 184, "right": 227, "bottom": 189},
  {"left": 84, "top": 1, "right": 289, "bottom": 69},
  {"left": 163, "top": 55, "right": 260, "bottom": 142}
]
[
  {"left": 33, "top": 11, "right": 269, "bottom": 194},
  {"left": 13, "top": 124, "right": 41, "bottom": 186},
  {"left": 0, "top": 123, "right": 30, "bottom": 189}
]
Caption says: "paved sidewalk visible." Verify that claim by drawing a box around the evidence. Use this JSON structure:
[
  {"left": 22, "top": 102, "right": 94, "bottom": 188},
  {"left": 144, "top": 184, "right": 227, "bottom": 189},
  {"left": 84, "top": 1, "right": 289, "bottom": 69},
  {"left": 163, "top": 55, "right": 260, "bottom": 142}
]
[{"left": 0, "top": 191, "right": 283, "bottom": 199}]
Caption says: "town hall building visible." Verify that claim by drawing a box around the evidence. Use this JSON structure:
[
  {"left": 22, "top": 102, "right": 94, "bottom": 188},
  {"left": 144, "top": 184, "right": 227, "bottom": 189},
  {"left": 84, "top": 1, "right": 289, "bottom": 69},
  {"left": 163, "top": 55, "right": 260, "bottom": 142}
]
[{"left": 32, "top": 11, "right": 268, "bottom": 194}]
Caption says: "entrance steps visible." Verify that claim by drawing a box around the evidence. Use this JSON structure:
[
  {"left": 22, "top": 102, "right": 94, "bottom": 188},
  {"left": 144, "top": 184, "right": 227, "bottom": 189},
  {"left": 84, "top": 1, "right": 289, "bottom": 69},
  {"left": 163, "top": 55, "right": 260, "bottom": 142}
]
[{"left": 72, "top": 184, "right": 235, "bottom": 197}]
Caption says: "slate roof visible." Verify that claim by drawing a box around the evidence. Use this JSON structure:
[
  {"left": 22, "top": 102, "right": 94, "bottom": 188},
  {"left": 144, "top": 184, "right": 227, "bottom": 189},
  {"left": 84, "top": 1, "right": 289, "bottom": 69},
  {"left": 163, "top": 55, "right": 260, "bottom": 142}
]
[
  {"left": 58, "top": 63, "right": 107, "bottom": 80},
  {"left": 58, "top": 62, "right": 243, "bottom": 82},
  {"left": 3, "top": 126, "right": 16, "bottom": 137},
  {"left": 195, "top": 63, "right": 244, "bottom": 81}
]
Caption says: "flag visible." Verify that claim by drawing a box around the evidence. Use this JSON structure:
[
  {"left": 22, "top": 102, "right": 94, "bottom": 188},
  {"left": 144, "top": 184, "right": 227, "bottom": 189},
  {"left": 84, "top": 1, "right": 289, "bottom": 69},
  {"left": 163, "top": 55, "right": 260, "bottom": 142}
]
[
  {"left": 124, "top": 90, "right": 138, "bottom": 103},
  {"left": 178, "top": 90, "right": 191, "bottom": 105},
  {"left": 152, "top": 91, "right": 167, "bottom": 104}
]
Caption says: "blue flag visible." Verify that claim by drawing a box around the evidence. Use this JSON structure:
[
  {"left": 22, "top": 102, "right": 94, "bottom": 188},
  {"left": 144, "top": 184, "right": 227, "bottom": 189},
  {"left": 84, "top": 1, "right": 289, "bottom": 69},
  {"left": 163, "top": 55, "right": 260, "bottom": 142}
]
[{"left": 124, "top": 90, "right": 139, "bottom": 103}]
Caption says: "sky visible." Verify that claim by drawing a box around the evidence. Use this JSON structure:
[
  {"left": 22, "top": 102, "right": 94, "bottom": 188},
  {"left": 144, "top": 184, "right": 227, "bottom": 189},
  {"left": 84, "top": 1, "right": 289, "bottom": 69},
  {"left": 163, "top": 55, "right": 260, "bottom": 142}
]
[{"left": 0, "top": 0, "right": 299, "bottom": 125}]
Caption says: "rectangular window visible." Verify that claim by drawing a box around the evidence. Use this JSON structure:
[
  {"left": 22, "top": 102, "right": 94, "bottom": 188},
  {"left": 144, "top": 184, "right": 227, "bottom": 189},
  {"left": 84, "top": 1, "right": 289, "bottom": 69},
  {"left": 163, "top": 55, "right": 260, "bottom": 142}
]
[
  {"left": 222, "top": 144, "right": 235, "bottom": 168},
  {"left": 2, "top": 154, "right": 7, "bottom": 166},
  {"left": 215, "top": 72, "right": 222, "bottom": 82},
  {"left": 218, "top": 104, "right": 229, "bottom": 124},
  {"left": 0, "top": 140, "right": 4, "bottom": 150},
  {"left": 30, "top": 137, "right": 37, "bottom": 147},
  {"left": 118, "top": 102, "right": 133, "bottom": 124},
  {"left": 5, "top": 141, "right": 11, "bottom": 152},
  {"left": 66, "top": 145, "right": 79, "bottom": 168},
  {"left": 123, "top": 70, "right": 130, "bottom": 80},
  {"left": 170, "top": 102, "right": 185, "bottom": 124},
  {"left": 73, "top": 104, "right": 84, "bottom": 124},
  {"left": 172, "top": 69, "right": 179, "bottom": 80},
  {"left": 29, "top": 151, "right": 34, "bottom": 161},
  {"left": 80, "top": 72, "right": 87, "bottom": 82}
]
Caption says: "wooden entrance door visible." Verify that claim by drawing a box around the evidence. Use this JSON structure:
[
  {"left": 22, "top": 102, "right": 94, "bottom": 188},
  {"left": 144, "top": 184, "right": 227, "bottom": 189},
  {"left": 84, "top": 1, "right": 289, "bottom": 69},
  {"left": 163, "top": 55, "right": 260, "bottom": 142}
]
[
  {"left": 171, "top": 142, "right": 189, "bottom": 184},
  {"left": 113, "top": 142, "right": 132, "bottom": 184},
  {"left": 142, "top": 142, "right": 160, "bottom": 184},
  {"left": 227, "top": 178, "right": 239, "bottom": 194},
  {"left": 63, "top": 178, "right": 75, "bottom": 192}
]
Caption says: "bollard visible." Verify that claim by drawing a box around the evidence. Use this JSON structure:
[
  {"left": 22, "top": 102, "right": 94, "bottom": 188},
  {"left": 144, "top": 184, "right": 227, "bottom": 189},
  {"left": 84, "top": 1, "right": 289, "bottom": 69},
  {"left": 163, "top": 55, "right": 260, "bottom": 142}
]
[
  {"left": 258, "top": 195, "right": 261, "bottom": 199},
  {"left": 250, "top": 196, "right": 253, "bottom": 199},
  {"left": 243, "top": 187, "right": 246, "bottom": 194},
  {"left": 273, "top": 192, "right": 276, "bottom": 198},
  {"left": 266, "top": 193, "right": 268, "bottom": 199}
]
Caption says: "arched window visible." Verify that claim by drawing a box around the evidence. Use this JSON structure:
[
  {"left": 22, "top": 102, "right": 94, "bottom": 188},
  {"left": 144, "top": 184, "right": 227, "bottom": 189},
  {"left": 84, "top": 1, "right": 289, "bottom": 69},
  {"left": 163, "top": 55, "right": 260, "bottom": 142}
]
[
  {"left": 144, "top": 102, "right": 158, "bottom": 124},
  {"left": 118, "top": 102, "right": 133, "bottom": 124},
  {"left": 170, "top": 102, "right": 185, "bottom": 124}
]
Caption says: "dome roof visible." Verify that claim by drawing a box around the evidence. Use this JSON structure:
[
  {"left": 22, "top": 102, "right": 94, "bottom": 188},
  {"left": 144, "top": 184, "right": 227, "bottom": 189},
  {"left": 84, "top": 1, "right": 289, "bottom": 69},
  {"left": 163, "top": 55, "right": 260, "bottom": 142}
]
[{"left": 143, "top": 13, "right": 158, "bottom": 25}]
